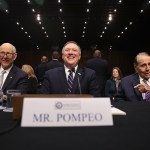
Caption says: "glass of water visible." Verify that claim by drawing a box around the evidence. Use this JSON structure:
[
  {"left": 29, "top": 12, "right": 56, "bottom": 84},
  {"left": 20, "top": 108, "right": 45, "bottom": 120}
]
[{"left": 3, "top": 90, "right": 21, "bottom": 112}]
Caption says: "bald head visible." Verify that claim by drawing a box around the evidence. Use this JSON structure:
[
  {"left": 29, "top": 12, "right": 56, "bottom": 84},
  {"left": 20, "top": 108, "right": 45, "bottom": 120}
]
[
  {"left": 41, "top": 56, "right": 48, "bottom": 62},
  {"left": 93, "top": 50, "right": 101, "bottom": 57},
  {"left": 52, "top": 51, "right": 60, "bottom": 59},
  {"left": 0, "top": 43, "right": 16, "bottom": 53},
  {"left": 0, "top": 43, "right": 17, "bottom": 70}
]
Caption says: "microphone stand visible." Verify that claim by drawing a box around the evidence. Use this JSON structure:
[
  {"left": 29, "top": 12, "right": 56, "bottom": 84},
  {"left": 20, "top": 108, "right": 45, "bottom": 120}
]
[{"left": 77, "top": 73, "right": 82, "bottom": 94}]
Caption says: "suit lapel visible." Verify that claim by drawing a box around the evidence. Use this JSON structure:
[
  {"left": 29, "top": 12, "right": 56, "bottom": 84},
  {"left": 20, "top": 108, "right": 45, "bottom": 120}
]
[
  {"left": 132, "top": 73, "right": 143, "bottom": 101},
  {"left": 57, "top": 67, "right": 68, "bottom": 93},
  {"left": 2, "top": 66, "right": 16, "bottom": 90}
]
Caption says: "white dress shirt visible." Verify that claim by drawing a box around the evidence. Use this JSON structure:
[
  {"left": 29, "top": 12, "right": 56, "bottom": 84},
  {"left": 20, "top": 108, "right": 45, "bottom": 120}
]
[
  {"left": 0, "top": 65, "right": 13, "bottom": 88},
  {"left": 64, "top": 65, "right": 78, "bottom": 80}
]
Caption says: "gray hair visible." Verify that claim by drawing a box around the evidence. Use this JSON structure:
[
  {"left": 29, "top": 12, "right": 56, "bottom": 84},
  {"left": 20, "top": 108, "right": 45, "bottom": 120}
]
[
  {"left": 134, "top": 52, "right": 149, "bottom": 66},
  {"left": 62, "top": 41, "right": 81, "bottom": 54}
]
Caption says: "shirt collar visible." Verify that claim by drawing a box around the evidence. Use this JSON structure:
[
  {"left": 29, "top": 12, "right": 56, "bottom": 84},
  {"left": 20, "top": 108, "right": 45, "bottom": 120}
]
[
  {"left": 64, "top": 65, "right": 78, "bottom": 73},
  {"left": 139, "top": 75, "right": 150, "bottom": 83},
  {"left": 0, "top": 64, "right": 13, "bottom": 73}
]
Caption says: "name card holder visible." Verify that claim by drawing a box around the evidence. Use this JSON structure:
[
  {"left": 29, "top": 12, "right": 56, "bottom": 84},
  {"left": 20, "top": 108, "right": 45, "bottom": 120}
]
[{"left": 21, "top": 97, "right": 113, "bottom": 127}]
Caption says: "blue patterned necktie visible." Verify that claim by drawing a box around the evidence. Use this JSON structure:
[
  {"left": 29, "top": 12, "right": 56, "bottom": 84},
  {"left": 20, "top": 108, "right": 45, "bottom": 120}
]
[
  {"left": 143, "top": 79, "right": 150, "bottom": 101},
  {"left": 67, "top": 70, "right": 74, "bottom": 93}
]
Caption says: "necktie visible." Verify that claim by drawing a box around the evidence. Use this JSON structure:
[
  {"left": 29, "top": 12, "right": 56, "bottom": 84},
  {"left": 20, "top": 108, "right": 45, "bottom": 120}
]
[
  {"left": 0, "top": 70, "right": 6, "bottom": 88},
  {"left": 143, "top": 79, "right": 150, "bottom": 101},
  {"left": 67, "top": 70, "right": 74, "bottom": 93}
]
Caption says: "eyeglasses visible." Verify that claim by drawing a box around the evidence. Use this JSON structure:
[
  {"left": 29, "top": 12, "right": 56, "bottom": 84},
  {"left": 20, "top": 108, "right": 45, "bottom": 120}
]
[{"left": 0, "top": 52, "right": 15, "bottom": 57}]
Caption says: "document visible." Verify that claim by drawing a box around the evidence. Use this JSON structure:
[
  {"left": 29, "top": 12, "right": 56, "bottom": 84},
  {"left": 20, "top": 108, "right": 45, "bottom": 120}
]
[{"left": 111, "top": 106, "right": 126, "bottom": 115}]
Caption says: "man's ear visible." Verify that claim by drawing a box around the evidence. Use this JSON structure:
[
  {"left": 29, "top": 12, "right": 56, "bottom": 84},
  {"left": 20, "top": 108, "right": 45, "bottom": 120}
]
[
  {"left": 13, "top": 53, "right": 17, "bottom": 60},
  {"left": 79, "top": 54, "right": 81, "bottom": 60}
]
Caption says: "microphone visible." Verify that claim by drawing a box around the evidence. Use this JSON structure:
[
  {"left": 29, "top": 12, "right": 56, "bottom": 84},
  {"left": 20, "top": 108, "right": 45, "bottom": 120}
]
[
  {"left": 77, "top": 72, "right": 82, "bottom": 94},
  {"left": 71, "top": 68, "right": 82, "bottom": 94}
]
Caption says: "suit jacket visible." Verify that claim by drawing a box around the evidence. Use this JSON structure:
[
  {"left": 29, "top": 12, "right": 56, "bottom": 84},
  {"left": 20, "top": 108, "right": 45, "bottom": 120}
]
[
  {"left": 38, "top": 66, "right": 101, "bottom": 97},
  {"left": 2, "top": 65, "right": 29, "bottom": 94},
  {"left": 120, "top": 73, "right": 143, "bottom": 101},
  {"left": 35, "top": 62, "right": 48, "bottom": 83},
  {"left": 46, "top": 60, "right": 63, "bottom": 70},
  {"left": 86, "top": 57, "right": 110, "bottom": 96},
  {"left": 105, "top": 79, "right": 122, "bottom": 101},
  {"left": 27, "top": 77, "right": 38, "bottom": 94}
]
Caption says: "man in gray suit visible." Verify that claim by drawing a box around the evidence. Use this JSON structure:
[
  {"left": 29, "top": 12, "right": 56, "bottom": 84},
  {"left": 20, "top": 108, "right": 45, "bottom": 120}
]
[{"left": 38, "top": 41, "right": 100, "bottom": 97}]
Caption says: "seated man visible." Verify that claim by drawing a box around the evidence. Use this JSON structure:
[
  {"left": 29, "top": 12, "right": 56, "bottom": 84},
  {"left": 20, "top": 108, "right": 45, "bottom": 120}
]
[
  {"left": 120, "top": 52, "right": 150, "bottom": 101},
  {"left": 0, "top": 43, "right": 29, "bottom": 103},
  {"left": 38, "top": 41, "right": 101, "bottom": 97}
]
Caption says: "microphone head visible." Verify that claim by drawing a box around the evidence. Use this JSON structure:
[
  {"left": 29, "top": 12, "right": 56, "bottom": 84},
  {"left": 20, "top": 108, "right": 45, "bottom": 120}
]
[{"left": 78, "top": 73, "right": 81, "bottom": 76}]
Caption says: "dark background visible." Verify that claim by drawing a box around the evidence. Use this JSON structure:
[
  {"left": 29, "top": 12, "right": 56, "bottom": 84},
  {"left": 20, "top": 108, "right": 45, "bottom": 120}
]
[{"left": 0, "top": 0, "right": 150, "bottom": 76}]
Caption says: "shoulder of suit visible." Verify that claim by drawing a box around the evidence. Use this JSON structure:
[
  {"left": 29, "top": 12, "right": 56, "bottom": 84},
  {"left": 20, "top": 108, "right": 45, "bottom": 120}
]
[
  {"left": 46, "top": 66, "right": 64, "bottom": 72},
  {"left": 122, "top": 73, "right": 138, "bottom": 81},
  {"left": 83, "top": 67, "right": 96, "bottom": 73},
  {"left": 11, "top": 65, "right": 28, "bottom": 76}
]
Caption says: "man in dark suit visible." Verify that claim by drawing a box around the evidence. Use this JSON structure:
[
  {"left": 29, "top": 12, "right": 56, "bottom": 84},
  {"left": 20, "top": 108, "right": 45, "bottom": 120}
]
[
  {"left": 0, "top": 43, "right": 28, "bottom": 97},
  {"left": 86, "top": 50, "right": 110, "bottom": 96},
  {"left": 46, "top": 51, "right": 63, "bottom": 70},
  {"left": 120, "top": 52, "right": 150, "bottom": 101},
  {"left": 38, "top": 41, "right": 101, "bottom": 97},
  {"left": 35, "top": 55, "right": 48, "bottom": 84}
]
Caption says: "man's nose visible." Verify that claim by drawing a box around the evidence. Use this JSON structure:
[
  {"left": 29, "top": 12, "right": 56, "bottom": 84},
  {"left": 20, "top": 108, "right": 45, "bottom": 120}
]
[
  {"left": 68, "top": 50, "right": 74, "bottom": 53},
  {"left": 146, "top": 64, "right": 150, "bottom": 69}
]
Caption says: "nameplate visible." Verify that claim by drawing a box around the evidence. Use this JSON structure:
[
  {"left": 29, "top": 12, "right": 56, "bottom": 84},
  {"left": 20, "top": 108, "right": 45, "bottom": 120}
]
[{"left": 21, "top": 97, "right": 113, "bottom": 127}]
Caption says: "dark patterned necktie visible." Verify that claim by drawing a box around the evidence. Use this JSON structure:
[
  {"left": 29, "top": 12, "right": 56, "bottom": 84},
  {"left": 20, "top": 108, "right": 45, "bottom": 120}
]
[
  {"left": 67, "top": 70, "right": 74, "bottom": 93},
  {"left": 143, "top": 79, "right": 150, "bottom": 101}
]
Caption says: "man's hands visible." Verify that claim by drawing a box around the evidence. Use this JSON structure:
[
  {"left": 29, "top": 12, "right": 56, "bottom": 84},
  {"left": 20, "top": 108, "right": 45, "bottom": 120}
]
[{"left": 134, "top": 83, "right": 150, "bottom": 93}]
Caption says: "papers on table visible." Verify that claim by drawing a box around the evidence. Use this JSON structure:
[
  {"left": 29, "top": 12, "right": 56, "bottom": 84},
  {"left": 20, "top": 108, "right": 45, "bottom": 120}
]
[{"left": 111, "top": 106, "right": 126, "bottom": 115}]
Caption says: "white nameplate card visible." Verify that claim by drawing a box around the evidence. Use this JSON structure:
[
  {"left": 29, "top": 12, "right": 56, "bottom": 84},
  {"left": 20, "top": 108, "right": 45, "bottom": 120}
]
[{"left": 21, "top": 97, "right": 113, "bottom": 127}]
